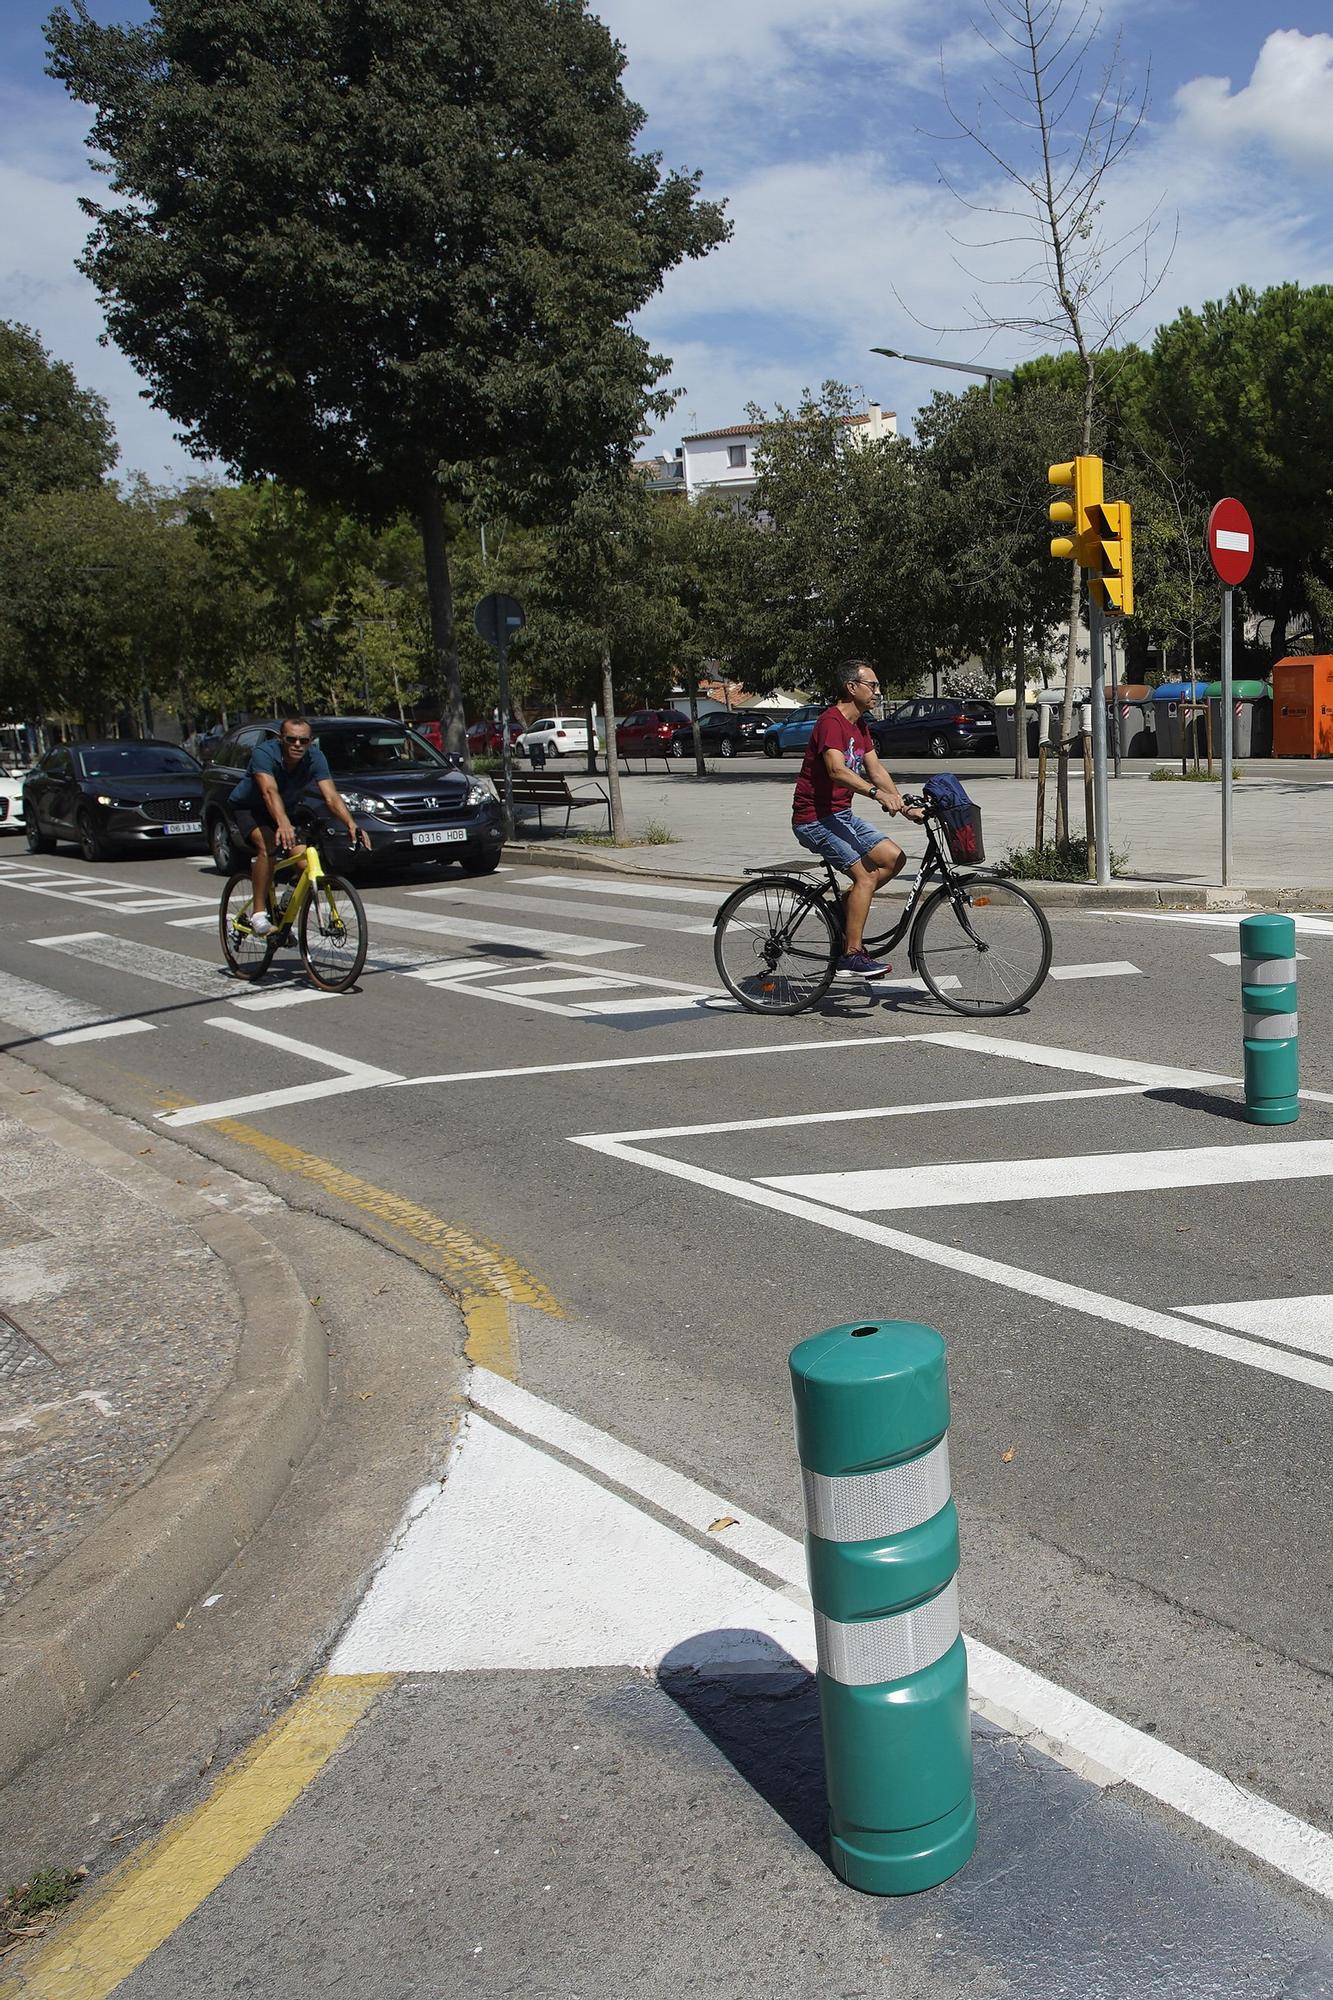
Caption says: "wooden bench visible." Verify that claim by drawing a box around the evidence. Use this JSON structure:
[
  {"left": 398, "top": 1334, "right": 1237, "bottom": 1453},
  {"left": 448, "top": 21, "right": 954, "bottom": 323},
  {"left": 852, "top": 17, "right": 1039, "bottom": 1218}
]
[{"left": 502, "top": 770, "right": 612, "bottom": 836}]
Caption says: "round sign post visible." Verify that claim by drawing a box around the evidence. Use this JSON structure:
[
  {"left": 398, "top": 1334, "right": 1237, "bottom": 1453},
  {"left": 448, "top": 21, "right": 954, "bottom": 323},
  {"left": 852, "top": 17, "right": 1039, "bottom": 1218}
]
[{"left": 1207, "top": 501, "right": 1255, "bottom": 887}]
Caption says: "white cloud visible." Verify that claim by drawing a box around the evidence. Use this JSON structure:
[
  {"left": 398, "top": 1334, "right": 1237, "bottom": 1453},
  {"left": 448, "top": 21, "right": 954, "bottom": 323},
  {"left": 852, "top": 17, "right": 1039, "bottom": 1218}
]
[{"left": 1174, "top": 30, "right": 1333, "bottom": 173}]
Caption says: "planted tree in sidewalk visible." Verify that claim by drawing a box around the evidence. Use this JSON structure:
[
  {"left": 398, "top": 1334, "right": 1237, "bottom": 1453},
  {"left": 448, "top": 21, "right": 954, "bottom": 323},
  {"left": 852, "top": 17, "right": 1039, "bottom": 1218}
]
[{"left": 48, "top": 0, "right": 728, "bottom": 754}]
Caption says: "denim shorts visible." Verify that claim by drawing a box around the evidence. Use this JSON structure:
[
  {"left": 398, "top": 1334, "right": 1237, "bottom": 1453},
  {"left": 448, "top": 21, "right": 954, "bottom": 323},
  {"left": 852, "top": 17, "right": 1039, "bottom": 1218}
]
[{"left": 792, "top": 809, "right": 886, "bottom": 874}]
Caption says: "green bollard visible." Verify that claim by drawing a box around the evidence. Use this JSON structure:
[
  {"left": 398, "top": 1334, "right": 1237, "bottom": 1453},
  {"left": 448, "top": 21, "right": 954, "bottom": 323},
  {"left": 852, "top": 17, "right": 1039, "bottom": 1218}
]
[
  {"left": 1240, "top": 913, "right": 1299, "bottom": 1125},
  {"left": 789, "top": 1319, "right": 976, "bottom": 1895}
]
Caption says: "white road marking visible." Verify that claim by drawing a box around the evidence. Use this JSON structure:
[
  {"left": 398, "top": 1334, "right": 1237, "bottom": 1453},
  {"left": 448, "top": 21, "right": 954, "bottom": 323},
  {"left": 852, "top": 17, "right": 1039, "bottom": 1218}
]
[
  {"left": 368, "top": 904, "right": 643, "bottom": 958},
  {"left": 1211, "top": 950, "right": 1308, "bottom": 967},
  {"left": 37, "top": 929, "right": 232, "bottom": 997},
  {"left": 520, "top": 874, "right": 724, "bottom": 905},
  {"left": 395, "top": 1030, "right": 941, "bottom": 1091},
  {"left": 169, "top": 914, "right": 225, "bottom": 929},
  {"left": 605, "top": 1084, "right": 1150, "bottom": 1146},
  {"left": 159, "top": 1019, "right": 402, "bottom": 1126},
  {"left": 921, "top": 1032, "right": 1233, "bottom": 1090},
  {"left": 1096, "top": 909, "right": 1333, "bottom": 937},
  {"left": 0, "top": 861, "right": 213, "bottom": 912},
  {"left": 0, "top": 968, "right": 155, "bottom": 1043},
  {"left": 229, "top": 987, "right": 333, "bottom": 1011},
  {"left": 1048, "top": 961, "right": 1143, "bottom": 980},
  {"left": 1175, "top": 1295, "right": 1333, "bottom": 1362},
  {"left": 567, "top": 993, "right": 739, "bottom": 1019},
  {"left": 484, "top": 975, "right": 636, "bottom": 998},
  {"left": 340, "top": 1365, "right": 1333, "bottom": 1904},
  {"left": 761, "top": 1140, "right": 1333, "bottom": 1212},
  {"left": 408, "top": 886, "right": 709, "bottom": 935}
]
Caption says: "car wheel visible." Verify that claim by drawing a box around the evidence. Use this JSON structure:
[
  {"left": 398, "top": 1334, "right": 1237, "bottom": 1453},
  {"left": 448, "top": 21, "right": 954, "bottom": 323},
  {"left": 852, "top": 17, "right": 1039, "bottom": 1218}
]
[
  {"left": 718, "top": 736, "right": 734, "bottom": 759},
  {"left": 546, "top": 743, "right": 560, "bottom": 759},
  {"left": 670, "top": 736, "right": 686, "bottom": 759},
  {"left": 763, "top": 738, "right": 781, "bottom": 759},
  {"left": 928, "top": 733, "right": 950, "bottom": 759},
  {"left": 458, "top": 848, "right": 502, "bottom": 876},
  {"left": 207, "top": 812, "right": 239, "bottom": 875},
  {"left": 77, "top": 809, "right": 110, "bottom": 863},
  {"left": 25, "top": 812, "right": 55, "bottom": 854}
]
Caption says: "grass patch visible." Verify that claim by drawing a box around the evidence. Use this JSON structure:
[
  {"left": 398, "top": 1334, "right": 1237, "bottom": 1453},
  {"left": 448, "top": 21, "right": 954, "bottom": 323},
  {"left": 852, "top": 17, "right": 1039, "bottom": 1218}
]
[
  {"left": 569, "top": 818, "right": 679, "bottom": 850},
  {"left": 3, "top": 1868, "right": 83, "bottom": 1953},
  {"left": 1000, "top": 836, "right": 1127, "bottom": 881},
  {"left": 1150, "top": 764, "right": 1242, "bottom": 782}
]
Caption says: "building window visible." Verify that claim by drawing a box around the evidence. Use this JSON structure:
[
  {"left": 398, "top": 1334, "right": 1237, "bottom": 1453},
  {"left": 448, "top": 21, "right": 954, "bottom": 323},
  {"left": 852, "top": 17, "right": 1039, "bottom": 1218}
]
[{"left": 728, "top": 444, "right": 748, "bottom": 469}]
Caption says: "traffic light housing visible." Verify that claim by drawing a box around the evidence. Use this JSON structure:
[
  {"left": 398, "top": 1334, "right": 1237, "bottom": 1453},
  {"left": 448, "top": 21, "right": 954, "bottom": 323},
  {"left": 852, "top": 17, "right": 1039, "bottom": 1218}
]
[
  {"left": 1048, "top": 455, "right": 1103, "bottom": 564},
  {"left": 1087, "top": 499, "right": 1133, "bottom": 617}
]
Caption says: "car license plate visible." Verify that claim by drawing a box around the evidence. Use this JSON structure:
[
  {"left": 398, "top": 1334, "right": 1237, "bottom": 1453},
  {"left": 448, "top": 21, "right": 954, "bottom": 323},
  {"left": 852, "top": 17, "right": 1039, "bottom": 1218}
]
[
  {"left": 164, "top": 820, "right": 202, "bottom": 835},
  {"left": 412, "top": 828, "right": 468, "bottom": 846}
]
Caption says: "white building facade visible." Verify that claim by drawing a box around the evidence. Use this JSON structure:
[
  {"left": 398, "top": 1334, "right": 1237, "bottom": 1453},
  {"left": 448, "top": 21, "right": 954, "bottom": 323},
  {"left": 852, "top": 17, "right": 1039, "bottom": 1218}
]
[{"left": 676, "top": 404, "right": 898, "bottom": 509}]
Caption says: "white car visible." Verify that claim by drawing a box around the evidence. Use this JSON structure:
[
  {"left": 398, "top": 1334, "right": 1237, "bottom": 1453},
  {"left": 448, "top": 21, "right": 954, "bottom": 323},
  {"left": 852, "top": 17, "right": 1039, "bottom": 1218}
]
[
  {"left": 517, "top": 715, "right": 600, "bottom": 760},
  {"left": 0, "top": 765, "right": 28, "bottom": 832}
]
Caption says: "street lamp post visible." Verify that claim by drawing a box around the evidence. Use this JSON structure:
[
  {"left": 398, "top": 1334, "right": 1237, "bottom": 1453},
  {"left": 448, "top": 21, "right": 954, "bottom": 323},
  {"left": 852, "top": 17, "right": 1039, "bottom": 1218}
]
[{"left": 870, "top": 345, "right": 1023, "bottom": 764}]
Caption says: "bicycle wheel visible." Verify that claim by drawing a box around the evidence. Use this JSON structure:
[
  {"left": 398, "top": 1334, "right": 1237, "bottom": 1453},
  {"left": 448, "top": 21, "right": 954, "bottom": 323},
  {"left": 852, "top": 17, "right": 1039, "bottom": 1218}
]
[
  {"left": 219, "top": 871, "right": 277, "bottom": 981},
  {"left": 713, "top": 877, "right": 837, "bottom": 1015},
  {"left": 299, "top": 873, "right": 368, "bottom": 991},
  {"left": 911, "top": 877, "right": 1052, "bottom": 1016}
]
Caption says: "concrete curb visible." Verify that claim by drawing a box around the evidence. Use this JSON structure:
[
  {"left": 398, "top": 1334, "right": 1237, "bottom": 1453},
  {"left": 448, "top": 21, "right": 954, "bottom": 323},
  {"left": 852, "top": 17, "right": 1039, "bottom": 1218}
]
[
  {"left": 501, "top": 840, "right": 1333, "bottom": 912},
  {"left": 0, "top": 1066, "right": 327, "bottom": 1788}
]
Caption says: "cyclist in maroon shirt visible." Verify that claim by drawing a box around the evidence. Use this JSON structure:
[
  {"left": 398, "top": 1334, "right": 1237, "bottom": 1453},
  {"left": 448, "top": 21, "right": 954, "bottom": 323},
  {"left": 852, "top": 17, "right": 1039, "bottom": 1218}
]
[{"left": 791, "top": 660, "right": 921, "bottom": 977}]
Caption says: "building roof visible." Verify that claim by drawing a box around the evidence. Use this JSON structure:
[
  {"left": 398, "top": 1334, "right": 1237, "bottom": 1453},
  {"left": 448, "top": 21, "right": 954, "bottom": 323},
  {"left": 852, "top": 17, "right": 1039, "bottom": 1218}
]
[{"left": 682, "top": 412, "right": 896, "bottom": 444}]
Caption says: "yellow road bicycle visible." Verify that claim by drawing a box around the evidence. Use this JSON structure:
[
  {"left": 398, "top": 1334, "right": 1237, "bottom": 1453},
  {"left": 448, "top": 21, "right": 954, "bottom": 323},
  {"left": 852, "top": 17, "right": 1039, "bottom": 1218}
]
[{"left": 219, "top": 823, "right": 369, "bottom": 992}]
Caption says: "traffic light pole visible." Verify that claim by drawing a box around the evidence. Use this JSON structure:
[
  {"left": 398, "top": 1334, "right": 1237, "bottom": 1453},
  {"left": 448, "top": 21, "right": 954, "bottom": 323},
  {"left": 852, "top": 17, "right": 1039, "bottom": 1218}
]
[
  {"left": 1088, "top": 594, "right": 1111, "bottom": 885},
  {"left": 1221, "top": 585, "right": 1234, "bottom": 886}
]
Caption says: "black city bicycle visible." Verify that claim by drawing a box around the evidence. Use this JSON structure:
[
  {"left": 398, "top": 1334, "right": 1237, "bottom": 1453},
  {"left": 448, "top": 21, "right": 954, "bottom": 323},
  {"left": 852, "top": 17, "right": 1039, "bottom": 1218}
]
[{"left": 712, "top": 795, "right": 1052, "bottom": 1017}]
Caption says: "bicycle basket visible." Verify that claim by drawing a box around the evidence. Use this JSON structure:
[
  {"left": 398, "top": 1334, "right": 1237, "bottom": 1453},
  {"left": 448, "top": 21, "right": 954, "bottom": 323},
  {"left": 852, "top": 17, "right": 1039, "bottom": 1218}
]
[{"left": 923, "top": 774, "right": 985, "bottom": 864}]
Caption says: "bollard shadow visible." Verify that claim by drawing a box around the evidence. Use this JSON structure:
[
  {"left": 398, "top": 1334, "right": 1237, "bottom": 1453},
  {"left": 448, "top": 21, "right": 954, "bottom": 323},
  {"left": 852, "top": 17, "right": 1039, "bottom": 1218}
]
[
  {"left": 658, "top": 1632, "right": 828, "bottom": 1859},
  {"left": 1144, "top": 1084, "right": 1251, "bottom": 1124}
]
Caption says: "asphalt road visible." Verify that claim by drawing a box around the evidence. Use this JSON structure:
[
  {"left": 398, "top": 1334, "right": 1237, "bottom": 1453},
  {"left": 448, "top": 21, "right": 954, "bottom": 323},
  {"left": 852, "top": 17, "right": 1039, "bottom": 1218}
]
[{"left": 3, "top": 834, "right": 1333, "bottom": 1995}]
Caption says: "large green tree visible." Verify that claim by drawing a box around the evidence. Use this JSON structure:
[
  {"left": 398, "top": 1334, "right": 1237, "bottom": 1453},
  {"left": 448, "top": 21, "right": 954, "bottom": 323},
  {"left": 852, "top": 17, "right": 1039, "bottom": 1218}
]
[
  {"left": 48, "top": 0, "right": 727, "bottom": 754},
  {"left": 0, "top": 321, "right": 116, "bottom": 511}
]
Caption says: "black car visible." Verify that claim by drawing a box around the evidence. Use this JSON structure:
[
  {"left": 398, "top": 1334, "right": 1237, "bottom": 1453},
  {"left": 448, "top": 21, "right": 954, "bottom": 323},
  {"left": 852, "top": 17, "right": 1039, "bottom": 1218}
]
[
  {"left": 695, "top": 709, "right": 779, "bottom": 758},
  {"left": 23, "top": 740, "right": 206, "bottom": 861},
  {"left": 200, "top": 717, "right": 504, "bottom": 875},
  {"left": 869, "top": 698, "right": 997, "bottom": 760}
]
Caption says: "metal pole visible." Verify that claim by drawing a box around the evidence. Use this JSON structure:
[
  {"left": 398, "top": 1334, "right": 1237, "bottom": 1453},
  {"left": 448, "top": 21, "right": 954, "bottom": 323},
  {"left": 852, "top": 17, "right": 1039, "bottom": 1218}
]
[
  {"left": 496, "top": 622, "right": 515, "bottom": 825},
  {"left": 1088, "top": 594, "right": 1111, "bottom": 884},
  {"left": 1108, "top": 623, "right": 1123, "bottom": 778},
  {"left": 1221, "top": 584, "right": 1234, "bottom": 886}
]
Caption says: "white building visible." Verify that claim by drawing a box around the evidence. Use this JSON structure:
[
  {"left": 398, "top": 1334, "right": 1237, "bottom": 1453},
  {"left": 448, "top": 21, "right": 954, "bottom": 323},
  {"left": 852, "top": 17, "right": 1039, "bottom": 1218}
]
[{"left": 675, "top": 404, "right": 898, "bottom": 510}]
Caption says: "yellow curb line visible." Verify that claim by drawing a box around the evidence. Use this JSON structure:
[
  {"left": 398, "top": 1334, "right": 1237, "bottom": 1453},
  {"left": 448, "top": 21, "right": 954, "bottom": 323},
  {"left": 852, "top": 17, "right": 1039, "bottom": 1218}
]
[{"left": 0, "top": 1674, "right": 392, "bottom": 2000}]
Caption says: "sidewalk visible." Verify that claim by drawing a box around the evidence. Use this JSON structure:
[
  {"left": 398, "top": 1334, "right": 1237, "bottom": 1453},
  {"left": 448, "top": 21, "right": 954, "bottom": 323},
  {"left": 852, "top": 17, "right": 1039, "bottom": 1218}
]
[
  {"left": 507, "top": 757, "right": 1333, "bottom": 904},
  {"left": 0, "top": 1057, "right": 326, "bottom": 1788}
]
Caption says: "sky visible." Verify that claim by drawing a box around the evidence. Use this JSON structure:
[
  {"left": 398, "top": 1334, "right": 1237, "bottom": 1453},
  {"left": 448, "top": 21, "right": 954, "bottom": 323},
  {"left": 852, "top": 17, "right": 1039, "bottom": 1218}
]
[{"left": 4, "top": 0, "right": 1333, "bottom": 483}]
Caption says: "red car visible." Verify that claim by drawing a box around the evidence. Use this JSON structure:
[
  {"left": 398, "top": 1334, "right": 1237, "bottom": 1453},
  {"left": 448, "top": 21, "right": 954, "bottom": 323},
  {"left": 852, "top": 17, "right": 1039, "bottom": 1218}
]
[
  {"left": 615, "top": 708, "right": 694, "bottom": 757},
  {"left": 465, "top": 718, "right": 523, "bottom": 755}
]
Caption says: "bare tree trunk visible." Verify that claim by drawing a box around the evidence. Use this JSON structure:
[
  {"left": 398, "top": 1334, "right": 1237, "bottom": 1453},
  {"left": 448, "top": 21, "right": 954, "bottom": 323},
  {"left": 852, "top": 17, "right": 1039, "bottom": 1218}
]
[
  {"left": 584, "top": 698, "right": 599, "bottom": 775},
  {"left": 419, "top": 487, "right": 466, "bottom": 759},
  {"left": 601, "top": 652, "right": 627, "bottom": 843}
]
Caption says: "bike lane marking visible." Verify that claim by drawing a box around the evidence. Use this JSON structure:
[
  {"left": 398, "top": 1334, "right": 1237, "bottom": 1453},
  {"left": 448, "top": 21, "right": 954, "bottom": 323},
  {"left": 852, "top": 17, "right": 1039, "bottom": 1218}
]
[{"left": 159, "top": 1018, "right": 401, "bottom": 1126}]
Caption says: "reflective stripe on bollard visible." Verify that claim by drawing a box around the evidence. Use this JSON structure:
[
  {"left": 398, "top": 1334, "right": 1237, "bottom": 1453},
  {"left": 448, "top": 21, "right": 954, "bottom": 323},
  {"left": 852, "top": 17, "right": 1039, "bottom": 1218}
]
[
  {"left": 1240, "top": 913, "right": 1299, "bottom": 1126},
  {"left": 789, "top": 1319, "right": 976, "bottom": 1895}
]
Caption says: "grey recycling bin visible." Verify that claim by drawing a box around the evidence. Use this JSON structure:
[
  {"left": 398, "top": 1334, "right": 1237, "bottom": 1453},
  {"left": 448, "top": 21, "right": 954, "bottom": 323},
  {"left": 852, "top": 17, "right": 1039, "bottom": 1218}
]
[
  {"left": 1205, "top": 680, "right": 1272, "bottom": 758},
  {"left": 1152, "top": 681, "right": 1211, "bottom": 759},
  {"left": 993, "top": 697, "right": 1039, "bottom": 758}
]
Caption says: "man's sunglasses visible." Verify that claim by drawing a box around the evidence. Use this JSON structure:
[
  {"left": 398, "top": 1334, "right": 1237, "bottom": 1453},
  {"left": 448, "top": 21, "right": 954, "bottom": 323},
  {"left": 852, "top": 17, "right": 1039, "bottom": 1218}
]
[{"left": 281, "top": 733, "right": 312, "bottom": 746}]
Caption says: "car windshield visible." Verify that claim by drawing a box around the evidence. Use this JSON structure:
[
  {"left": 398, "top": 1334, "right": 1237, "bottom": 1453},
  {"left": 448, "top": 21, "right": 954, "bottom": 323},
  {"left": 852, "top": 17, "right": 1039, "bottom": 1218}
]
[
  {"left": 78, "top": 745, "right": 200, "bottom": 778},
  {"left": 317, "top": 726, "right": 449, "bottom": 772}
]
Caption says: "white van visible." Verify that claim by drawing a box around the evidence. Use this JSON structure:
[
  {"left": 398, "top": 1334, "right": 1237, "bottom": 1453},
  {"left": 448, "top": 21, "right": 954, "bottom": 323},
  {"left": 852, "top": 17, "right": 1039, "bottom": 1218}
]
[{"left": 517, "top": 716, "right": 600, "bottom": 760}]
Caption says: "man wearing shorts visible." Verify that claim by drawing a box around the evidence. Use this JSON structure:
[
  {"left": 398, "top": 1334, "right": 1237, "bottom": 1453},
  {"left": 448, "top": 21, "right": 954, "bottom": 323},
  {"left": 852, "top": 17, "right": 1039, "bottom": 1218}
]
[
  {"left": 791, "top": 661, "right": 920, "bottom": 977},
  {"left": 229, "top": 717, "right": 369, "bottom": 935}
]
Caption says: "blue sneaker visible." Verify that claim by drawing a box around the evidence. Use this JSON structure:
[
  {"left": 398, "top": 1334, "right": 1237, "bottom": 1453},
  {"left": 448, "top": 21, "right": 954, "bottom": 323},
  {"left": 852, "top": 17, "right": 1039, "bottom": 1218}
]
[{"left": 837, "top": 949, "right": 890, "bottom": 979}]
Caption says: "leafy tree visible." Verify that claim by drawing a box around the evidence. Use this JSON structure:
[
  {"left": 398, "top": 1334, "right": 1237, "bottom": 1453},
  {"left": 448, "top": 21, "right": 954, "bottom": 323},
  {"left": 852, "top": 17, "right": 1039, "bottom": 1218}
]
[
  {"left": 48, "top": 0, "right": 728, "bottom": 755},
  {"left": 0, "top": 321, "right": 116, "bottom": 511}
]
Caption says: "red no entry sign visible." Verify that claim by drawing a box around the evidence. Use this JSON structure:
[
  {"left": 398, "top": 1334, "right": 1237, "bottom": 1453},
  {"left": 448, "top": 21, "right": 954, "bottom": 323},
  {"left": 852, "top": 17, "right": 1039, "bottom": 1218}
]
[{"left": 1208, "top": 498, "right": 1255, "bottom": 587}]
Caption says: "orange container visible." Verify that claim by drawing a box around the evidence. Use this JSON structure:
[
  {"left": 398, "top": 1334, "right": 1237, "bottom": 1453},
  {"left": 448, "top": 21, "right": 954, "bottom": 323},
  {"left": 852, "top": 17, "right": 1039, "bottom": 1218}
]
[{"left": 1272, "top": 656, "right": 1333, "bottom": 757}]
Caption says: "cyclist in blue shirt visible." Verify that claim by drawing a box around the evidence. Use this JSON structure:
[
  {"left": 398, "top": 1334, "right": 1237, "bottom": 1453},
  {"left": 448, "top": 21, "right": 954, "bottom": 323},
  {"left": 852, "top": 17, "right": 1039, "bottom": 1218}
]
[{"left": 229, "top": 718, "right": 369, "bottom": 934}]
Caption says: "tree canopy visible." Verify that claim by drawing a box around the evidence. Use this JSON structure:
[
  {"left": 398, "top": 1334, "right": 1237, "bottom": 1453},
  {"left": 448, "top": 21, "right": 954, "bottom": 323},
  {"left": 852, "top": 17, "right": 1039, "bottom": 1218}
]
[{"left": 0, "top": 321, "right": 116, "bottom": 510}]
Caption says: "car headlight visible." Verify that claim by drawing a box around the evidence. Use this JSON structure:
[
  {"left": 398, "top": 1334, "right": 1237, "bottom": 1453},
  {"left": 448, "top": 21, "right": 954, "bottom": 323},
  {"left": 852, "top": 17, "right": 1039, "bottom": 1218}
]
[
  {"left": 339, "top": 791, "right": 389, "bottom": 815},
  {"left": 466, "top": 780, "right": 496, "bottom": 806}
]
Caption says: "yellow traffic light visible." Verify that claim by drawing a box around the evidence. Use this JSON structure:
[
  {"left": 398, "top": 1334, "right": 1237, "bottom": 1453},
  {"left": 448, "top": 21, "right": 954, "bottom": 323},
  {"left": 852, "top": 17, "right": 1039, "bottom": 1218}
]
[
  {"left": 1048, "top": 455, "right": 1103, "bottom": 563},
  {"left": 1088, "top": 499, "right": 1133, "bottom": 617}
]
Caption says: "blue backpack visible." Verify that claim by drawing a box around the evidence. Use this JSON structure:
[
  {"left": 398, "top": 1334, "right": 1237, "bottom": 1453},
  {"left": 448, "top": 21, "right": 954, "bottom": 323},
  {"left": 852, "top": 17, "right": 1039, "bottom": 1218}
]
[{"left": 923, "top": 774, "right": 984, "bottom": 863}]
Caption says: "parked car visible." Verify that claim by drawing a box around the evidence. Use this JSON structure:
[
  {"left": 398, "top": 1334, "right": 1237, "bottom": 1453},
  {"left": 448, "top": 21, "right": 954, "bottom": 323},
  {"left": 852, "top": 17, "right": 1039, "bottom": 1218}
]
[
  {"left": 0, "top": 764, "right": 30, "bottom": 833},
  {"left": 614, "top": 708, "right": 694, "bottom": 758},
  {"left": 694, "top": 709, "right": 778, "bottom": 758},
  {"left": 466, "top": 717, "right": 525, "bottom": 756},
  {"left": 517, "top": 715, "right": 599, "bottom": 761},
  {"left": 23, "top": 741, "right": 205, "bottom": 861},
  {"left": 869, "top": 698, "right": 997, "bottom": 760},
  {"left": 200, "top": 716, "right": 503, "bottom": 875},
  {"left": 761, "top": 705, "right": 825, "bottom": 757}
]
